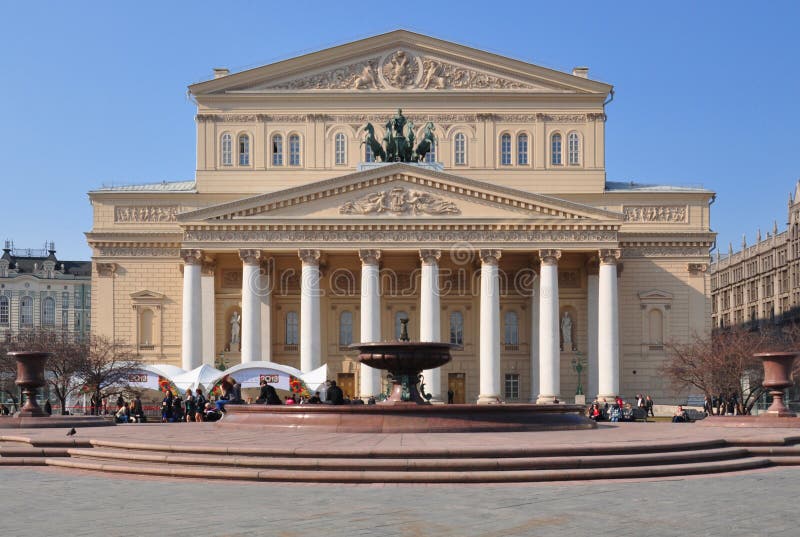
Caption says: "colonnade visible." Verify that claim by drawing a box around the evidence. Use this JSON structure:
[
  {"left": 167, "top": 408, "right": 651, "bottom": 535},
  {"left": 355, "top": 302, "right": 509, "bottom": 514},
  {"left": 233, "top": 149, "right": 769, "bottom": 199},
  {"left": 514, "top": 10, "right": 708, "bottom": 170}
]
[{"left": 180, "top": 247, "right": 621, "bottom": 402}]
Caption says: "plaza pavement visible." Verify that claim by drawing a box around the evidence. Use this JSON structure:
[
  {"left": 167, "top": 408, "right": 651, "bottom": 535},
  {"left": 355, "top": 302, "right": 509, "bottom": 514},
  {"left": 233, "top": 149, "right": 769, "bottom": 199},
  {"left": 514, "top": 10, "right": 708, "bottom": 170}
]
[{"left": 2, "top": 422, "right": 800, "bottom": 536}]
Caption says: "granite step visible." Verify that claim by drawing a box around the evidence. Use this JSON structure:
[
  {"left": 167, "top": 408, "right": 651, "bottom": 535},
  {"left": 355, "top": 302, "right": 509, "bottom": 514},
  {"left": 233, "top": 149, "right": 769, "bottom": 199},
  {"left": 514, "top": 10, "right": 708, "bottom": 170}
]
[
  {"left": 65, "top": 446, "right": 752, "bottom": 472},
  {"left": 44, "top": 456, "right": 773, "bottom": 483}
]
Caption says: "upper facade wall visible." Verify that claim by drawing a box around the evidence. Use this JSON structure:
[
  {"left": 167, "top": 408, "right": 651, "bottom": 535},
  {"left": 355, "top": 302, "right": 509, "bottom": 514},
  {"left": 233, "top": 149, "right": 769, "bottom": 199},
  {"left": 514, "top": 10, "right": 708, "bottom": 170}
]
[{"left": 189, "top": 31, "right": 612, "bottom": 196}]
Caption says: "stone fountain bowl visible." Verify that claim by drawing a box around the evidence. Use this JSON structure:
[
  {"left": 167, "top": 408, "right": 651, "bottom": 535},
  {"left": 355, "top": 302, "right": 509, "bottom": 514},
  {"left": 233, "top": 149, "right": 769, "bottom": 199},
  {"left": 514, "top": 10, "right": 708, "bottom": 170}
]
[{"left": 352, "top": 341, "right": 457, "bottom": 372}]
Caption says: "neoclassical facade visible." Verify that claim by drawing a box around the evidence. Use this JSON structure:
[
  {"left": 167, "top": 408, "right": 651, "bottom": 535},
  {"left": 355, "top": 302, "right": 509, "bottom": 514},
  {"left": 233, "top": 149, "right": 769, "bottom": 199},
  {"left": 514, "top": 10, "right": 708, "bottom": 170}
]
[
  {"left": 87, "top": 31, "right": 714, "bottom": 403},
  {"left": 710, "top": 181, "right": 800, "bottom": 328}
]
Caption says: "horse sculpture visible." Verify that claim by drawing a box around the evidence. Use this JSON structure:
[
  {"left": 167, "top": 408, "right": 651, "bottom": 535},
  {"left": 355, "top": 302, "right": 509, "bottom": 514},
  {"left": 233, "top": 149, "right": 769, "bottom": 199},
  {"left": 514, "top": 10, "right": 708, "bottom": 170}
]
[
  {"left": 414, "top": 122, "right": 436, "bottom": 162},
  {"left": 362, "top": 122, "right": 386, "bottom": 162},
  {"left": 383, "top": 120, "right": 397, "bottom": 161}
]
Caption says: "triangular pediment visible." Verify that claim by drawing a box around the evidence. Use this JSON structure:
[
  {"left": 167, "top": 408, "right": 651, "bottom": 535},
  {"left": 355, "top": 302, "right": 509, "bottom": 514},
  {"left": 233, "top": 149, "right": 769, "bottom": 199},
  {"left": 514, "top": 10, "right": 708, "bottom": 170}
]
[
  {"left": 190, "top": 30, "right": 611, "bottom": 96},
  {"left": 178, "top": 164, "right": 622, "bottom": 225},
  {"left": 638, "top": 289, "right": 674, "bottom": 302},
  {"left": 130, "top": 290, "right": 166, "bottom": 301}
]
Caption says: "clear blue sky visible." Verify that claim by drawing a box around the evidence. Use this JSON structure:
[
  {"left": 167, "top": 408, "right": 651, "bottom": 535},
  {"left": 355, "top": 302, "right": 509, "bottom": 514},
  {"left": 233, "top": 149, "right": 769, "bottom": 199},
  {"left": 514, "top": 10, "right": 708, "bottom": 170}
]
[{"left": 1, "top": 1, "right": 798, "bottom": 260}]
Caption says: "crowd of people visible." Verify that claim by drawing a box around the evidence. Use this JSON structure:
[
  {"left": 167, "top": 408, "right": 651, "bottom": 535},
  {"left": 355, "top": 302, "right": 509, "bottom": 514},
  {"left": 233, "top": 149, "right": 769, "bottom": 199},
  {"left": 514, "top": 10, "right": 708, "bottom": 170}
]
[{"left": 587, "top": 393, "right": 655, "bottom": 422}]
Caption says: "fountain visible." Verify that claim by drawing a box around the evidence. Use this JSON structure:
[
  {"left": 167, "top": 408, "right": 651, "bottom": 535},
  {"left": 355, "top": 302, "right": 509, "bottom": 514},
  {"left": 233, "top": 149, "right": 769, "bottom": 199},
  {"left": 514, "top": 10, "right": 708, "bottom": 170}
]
[{"left": 221, "top": 319, "right": 595, "bottom": 432}]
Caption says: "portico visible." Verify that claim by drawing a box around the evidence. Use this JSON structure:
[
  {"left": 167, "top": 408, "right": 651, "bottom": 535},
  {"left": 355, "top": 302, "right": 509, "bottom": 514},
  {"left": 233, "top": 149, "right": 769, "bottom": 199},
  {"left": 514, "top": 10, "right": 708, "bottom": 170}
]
[{"left": 173, "top": 164, "right": 624, "bottom": 402}]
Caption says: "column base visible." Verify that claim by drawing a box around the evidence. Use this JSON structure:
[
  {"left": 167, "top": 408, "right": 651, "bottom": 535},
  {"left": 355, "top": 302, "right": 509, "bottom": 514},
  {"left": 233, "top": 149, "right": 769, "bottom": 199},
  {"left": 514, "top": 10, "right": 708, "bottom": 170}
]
[
  {"left": 597, "top": 393, "right": 618, "bottom": 402},
  {"left": 536, "top": 394, "right": 561, "bottom": 404},
  {"left": 476, "top": 394, "right": 503, "bottom": 405}
]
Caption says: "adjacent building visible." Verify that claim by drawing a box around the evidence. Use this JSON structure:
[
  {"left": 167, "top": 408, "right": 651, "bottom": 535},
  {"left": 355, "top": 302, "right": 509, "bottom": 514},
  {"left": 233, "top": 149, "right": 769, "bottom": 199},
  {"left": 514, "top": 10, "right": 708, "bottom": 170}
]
[
  {"left": 0, "top": 241, "right": 92, "bottom": 340},
  {"left": 710, "top": 181, "right": 800, "bottom": 328},
  {"left": 87, "top": 30, "right": 714, "bottom": 403}
]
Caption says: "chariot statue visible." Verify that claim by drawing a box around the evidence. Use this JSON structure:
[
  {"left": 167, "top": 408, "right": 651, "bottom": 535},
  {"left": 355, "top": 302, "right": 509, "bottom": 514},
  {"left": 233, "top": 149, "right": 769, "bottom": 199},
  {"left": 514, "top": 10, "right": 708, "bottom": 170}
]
[{"left": 361, "top": 109, "right": 436, "bottom": 163}]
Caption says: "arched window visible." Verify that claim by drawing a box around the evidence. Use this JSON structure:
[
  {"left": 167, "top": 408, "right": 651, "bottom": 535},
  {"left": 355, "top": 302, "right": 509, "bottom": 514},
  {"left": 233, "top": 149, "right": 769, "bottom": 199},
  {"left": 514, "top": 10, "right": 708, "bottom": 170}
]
[
  {"left": 517, "top": 134, "right": 529, "bottom": 165},
  {"left": 334, "top": 133, "right": 346, "bottom": 165},
  {"left": 42, "top": 297, "right": 55, "bottom": 326},
  {"left": 454, "top": 133, "right": 466, "bottom": 165},
  {"left": 449, "top": 311, "right": 464, "bottom": 345},
  {"left": 0, "top": 296, "right": 8, "bottom": 326},
  {"left": 649, "top": 309, "right": 664, "bottom": 345},
  {"left": 551, "top": 133, "right": 562, "bottom": 165},
  {"left": 500, "top": 133, "right": 512, "bottom": 165},
  {"left": 221, "top": 133, "right": 232, "bottom": 166},
  {"left": 139, "top": 309, "right": 154, "bottom": 346},
  {"left": 395, "top": 311, "right": 409, "bottom": 340},
  {"left": 238, "top": 134, "right": 250, "bottom": 166},
  {"left": 568, "top": 132, "right": 580, "bottom": 165},
  {"left": 20, "top": 296, "right": 33, "bottom": 327},
  {"left": 504, "top": 311, "right": 519, "bottom": 347},
  {"left": 285, "top": 311, "right": 298, "bottom": 345},
  {"left": 424, "top": 140, "right": 437, "bottom": 163},
  {"left": 339, "top": 311, "right": 353, "bottom": 348},
  {"left": 365, "top": 143, "right": 374, "bottom": 163},
  {"left": 272, "top": 134, "right": 283, "bottom": 166},
  {"left": 289, "top": 134, "right": 301, "bottom": 166}
]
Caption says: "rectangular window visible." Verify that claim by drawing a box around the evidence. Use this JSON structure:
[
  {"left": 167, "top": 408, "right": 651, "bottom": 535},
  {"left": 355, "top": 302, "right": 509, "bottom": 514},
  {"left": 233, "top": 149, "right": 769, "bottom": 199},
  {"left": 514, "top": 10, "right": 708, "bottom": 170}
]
[
  {"left": 75, "top": 289, "right": 82, "bottom": 309},
  {"left": 454, "top": 134, "right": 466, "bottom": 165},
  {"left": 500, "top": 135, "right": 512, "bottom": 165},
  {"left": 289, "top": 136, "right": 301, "bottom": 166},
  {"left": 504, "top": 373, "right": 520, "bottom": 400},
  {"left": 0, "top": 297, "right": 8, "bottom": 326},
  {"left": 335, "top": 134, "right": 346, "bottom": 165},
  {"left": 517, "top": 135, "right": 528, "bottom": 165}
]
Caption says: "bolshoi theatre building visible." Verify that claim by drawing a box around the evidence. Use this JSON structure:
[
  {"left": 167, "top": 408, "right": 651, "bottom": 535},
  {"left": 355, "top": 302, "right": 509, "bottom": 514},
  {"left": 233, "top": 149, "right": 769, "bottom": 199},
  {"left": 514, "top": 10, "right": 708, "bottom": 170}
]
[{"left": 87, "top": 30, "right": 714, "bottom": 404}]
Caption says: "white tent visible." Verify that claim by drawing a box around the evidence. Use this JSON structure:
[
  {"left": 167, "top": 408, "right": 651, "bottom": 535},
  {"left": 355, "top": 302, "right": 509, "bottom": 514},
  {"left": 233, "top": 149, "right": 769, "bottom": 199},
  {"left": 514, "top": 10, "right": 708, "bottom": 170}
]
[
  {"left": 171, "top": 364, "right": 224, "bottom": 393},
  {"left": 207, "top": 361, "right": 328, "bottom": 394},
  {"left": 147, "top": 363, "right": 186, "bottom": 378}
]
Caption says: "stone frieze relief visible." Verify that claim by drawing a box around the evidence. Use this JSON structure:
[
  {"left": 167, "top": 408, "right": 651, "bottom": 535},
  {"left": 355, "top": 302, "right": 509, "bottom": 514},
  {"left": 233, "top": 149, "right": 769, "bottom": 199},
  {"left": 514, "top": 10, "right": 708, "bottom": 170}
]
[
  {"left": 623, "top": 206, "right": 688, "bottom": 223},
  {"left": 115, "top": 206, "right": 180, "bottom": 223},
  {"left": 339, "top": 187, "right": 460, "bottom": 216}
]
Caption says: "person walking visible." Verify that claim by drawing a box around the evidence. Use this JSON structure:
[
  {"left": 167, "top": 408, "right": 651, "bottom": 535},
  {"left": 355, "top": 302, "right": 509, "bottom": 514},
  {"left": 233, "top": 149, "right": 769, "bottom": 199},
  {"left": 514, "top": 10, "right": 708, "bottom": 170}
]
[{"left": 645, "top": 395, "right": 655, "bottom": 417}]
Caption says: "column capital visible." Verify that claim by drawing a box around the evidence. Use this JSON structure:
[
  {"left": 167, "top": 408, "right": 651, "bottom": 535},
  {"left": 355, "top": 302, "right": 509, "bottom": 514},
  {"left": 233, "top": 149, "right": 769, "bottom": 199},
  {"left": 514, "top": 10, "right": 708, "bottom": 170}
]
[
  {"left": 599, "top": 249, "right": 621, "bottom": 265},
  {"left": 419, "top": 249, "right": 441, "bottom": 265},
  {"left": 358, "top": 249, "right": 381, "bottom": 265},
  {"left": 201, "top": 255, "right": 216, "bottom": 276},
  {"left": 238, "top": 249, "right": 262, "bottom": 266},
  {"left": 95, "top": 262, "right": 117, "bottom": 277},
  {"left": 298, "top": 249, "right": 321, "bottom": 266},
  {"left": 538, "top": 249, "right": 561, "bottom": 266},
  {"left": 180, "top": 249, "right": 203, "bottom": 265},
  {"left": 479, "top": 249, "right": 502, "bottom": 266}
]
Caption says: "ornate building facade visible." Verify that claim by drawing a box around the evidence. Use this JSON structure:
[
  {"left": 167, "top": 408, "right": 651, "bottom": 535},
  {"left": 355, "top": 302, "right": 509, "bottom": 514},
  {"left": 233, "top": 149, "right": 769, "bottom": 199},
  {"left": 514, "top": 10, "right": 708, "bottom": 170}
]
[
  {"left": 0, "top": 241, "right": 92, "bottom": 340},
  {"left": 710, "top": 181, "right": 800, "bottom": 329},
  {"left": 87, "top": 31, "right": 714, "bottom": 403}
]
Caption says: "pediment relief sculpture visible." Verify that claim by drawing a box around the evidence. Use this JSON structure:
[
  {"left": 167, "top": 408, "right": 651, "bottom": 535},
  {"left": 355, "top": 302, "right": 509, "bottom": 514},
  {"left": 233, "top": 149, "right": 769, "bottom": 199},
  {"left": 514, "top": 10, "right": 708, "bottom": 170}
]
[
  {"left": 264, "top": 50, "right": 536, "bottom": 91},
  {"left": 339, "top": 187, "right": 460, "bottom": 216}
]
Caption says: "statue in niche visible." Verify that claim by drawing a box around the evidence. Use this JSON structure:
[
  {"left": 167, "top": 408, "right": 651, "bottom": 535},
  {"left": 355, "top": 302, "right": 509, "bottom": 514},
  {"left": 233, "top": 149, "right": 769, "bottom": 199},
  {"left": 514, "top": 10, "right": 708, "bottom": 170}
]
[
  {"left": 230, "top": 311, "right": 241, "bottom": 350},
  {"left": 560, "top": 311, "right": 574, "bottom": 352}
]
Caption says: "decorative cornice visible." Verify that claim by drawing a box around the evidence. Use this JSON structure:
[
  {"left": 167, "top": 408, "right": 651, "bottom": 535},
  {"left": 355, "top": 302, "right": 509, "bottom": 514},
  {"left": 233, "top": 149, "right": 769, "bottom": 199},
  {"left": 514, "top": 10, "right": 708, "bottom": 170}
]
[
  {"left": 184, "top": 228, "right": 618, "bottom": 245},
  {"left": 238, "top": 249, "right": 262, "bottom": 266},
  {"left": 298, "top": 249, "right": 321, "bottom": 265},
  {"left": 358, "top": 249, "right": 381, "bottom": 265},
  {"left": 180, "top": 249, "right": 203, "bottom": 265},
  {"left": 96, "top": 246, "right": 180, "bottom": 257},
  {"left": 479, "top": 249, "right": 502, "bottom": 265},
  {"left": 419, "top": 249, "right": 441, "bottom": 265},
  {"left": 539, "top": 249, "right": 562, "bottom": 265}
]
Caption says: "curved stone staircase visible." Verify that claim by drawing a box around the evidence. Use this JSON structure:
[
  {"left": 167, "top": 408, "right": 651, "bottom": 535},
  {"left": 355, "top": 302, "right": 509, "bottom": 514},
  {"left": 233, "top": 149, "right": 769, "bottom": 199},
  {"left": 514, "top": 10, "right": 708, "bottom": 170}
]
[{"left": 4, "top": 432, "right": 800, "bottom": 483}]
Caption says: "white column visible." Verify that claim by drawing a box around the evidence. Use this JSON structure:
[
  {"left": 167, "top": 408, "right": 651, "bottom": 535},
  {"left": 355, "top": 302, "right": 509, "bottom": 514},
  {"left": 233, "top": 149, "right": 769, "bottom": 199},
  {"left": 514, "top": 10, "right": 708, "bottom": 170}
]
[
  {"left": 180, "top": 249, "right": 203, "bottom": 371},
  {"left": 420, "top": 249, "right": 442, "bottom": 401},
  {"left": 260, "top": 258, "right": 273, "bottom": 363},
  {"left": 587, "top": 268, "right": 599, "bottom": 400},
  {"left": 240, "top": 249, "right": 262, "bottom": 364},
  {"left": 201, "top": 258, "right": 216, "bottom": 367},
  {"left": 529, "top": 274, "right": 540, "bottom": 402},
  {"left": 598, "top": 249, "right": 621, "bottom": 399},
  {"left": 537, "top": 249, "right": 561, "bottom": 403},
  {"left": 477, "top": 249, "right": 502, "bottom": 404},
  {"left": 299, "top": 249, "right": 321, "bottom": 372},
  {"left": 358, "top": 249, "right": 381, "bottom": 398}
]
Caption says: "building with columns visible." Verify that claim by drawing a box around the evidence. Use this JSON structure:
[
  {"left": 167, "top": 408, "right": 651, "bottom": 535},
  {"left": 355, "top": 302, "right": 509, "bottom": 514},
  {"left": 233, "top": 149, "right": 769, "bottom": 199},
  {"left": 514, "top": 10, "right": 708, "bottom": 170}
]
[{"left": 87, "top": 31, "right": 714, "bottom": 403}]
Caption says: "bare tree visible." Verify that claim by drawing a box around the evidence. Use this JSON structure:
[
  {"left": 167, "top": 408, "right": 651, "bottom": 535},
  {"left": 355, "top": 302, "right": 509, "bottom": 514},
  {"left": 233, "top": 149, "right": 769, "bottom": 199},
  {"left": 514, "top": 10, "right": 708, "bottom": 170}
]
[
  {"left": 0, "top": 334, "right": 20, "bottom": 411},
  {"left": 663, "top": 324, "right": 800, "bottom": 414},
  {"left": 78, "top": 334, "right": 138, "bottom": 399}
]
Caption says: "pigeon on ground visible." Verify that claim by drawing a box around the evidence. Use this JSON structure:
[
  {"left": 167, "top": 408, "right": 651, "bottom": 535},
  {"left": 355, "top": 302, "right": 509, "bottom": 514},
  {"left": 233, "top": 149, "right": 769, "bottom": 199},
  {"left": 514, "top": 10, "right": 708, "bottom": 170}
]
[{"left": 66, "top": 428, "right": 76, "bottom": 437}]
